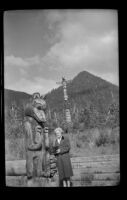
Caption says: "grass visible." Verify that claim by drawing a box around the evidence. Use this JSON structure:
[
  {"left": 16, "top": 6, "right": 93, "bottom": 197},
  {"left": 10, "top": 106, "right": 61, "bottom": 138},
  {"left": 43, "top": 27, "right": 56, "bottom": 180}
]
[
  {"left": 5, "top": 138, "right": 26, "bottom": 160},
  {"left": 5, "top": 127, "right": 119, "bottom": 161},
  {"left": 68, "top": 127, "right": 119, "bottom": 157}
]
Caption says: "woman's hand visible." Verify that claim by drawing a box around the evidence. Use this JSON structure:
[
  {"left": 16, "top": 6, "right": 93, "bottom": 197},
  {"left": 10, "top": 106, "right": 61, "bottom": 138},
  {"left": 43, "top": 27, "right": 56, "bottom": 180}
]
[{"left": 56, "top": 149, "right": 61, "bottom": 154}]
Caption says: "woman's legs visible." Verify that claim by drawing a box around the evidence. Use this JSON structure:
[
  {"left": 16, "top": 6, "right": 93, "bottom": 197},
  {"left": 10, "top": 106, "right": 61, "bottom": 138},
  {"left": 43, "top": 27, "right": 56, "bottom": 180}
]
[
  {"left": 67, "top": 180, "right": 70, "bottom": 187},
  {"left": 60, "top": 178, "right": 71, "bottom": 187},
  {"left": 65, "top": 178, "right": 71, "bottom": 187},
  {"left": 63, "top": 179, "right": 67, "bottom": 187}
]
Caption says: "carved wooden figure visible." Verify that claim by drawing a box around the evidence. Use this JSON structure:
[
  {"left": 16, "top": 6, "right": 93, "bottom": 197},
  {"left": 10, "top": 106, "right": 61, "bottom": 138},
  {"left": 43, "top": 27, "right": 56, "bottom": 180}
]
[{"left": 24, "top": 93, "right": 50, "bottom": 186}]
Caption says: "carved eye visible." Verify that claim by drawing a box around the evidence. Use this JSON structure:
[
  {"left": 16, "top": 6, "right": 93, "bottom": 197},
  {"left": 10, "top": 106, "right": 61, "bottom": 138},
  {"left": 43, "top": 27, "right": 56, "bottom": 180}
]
[
  {"left": 37, "top": 106, "right": 43, "bottom": 110},
  {"left": 33, "top": 92, "right": 40, "bottom": 99}
]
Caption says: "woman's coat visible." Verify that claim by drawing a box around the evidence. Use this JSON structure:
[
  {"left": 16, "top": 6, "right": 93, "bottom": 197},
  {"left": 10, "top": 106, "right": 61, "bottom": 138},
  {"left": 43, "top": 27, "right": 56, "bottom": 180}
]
[{"left": 55, "top": 135, "right": 73, "bottom": 180}]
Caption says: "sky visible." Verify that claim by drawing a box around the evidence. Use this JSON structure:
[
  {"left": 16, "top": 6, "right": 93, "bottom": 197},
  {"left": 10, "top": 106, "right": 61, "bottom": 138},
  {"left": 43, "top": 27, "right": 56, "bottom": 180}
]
[{"left": 4, "top": 9, "right": 119, "bottom": 95}]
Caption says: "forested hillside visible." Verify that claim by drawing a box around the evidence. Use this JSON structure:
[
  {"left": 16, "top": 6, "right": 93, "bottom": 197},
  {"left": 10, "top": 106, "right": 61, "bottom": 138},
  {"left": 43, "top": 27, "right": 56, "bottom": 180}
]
[{"left": 4, "top": 70, "right": 119, "bottom": 133}]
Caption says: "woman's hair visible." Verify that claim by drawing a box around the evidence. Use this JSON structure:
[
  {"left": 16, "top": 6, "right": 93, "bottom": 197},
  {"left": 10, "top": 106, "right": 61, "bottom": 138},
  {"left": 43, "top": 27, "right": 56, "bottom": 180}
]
[{"left": 54, "top": 127, "right": 63, "bottom": 134}]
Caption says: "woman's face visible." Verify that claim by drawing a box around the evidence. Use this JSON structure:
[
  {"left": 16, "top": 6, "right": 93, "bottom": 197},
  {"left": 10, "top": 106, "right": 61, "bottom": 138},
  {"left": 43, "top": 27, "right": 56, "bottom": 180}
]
[{"left": 55, "top": 130, "right": 62, "bottom": 139}]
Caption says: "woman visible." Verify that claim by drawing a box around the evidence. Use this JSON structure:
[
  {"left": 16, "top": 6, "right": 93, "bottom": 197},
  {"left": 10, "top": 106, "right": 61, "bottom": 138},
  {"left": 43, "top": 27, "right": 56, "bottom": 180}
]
[{"left": 54, "top": 127, "right": 73, "bottom": 187}]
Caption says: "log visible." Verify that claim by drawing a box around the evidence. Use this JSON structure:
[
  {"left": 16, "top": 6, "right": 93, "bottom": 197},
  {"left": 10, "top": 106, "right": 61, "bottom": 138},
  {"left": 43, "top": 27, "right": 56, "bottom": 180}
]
[{"left": 6, "top": 160, "right": 26, "bottom": 176}]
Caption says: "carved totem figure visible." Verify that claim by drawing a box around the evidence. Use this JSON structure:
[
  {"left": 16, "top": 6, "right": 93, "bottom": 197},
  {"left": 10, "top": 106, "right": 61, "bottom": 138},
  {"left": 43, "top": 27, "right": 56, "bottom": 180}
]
[{"left": 24, "top": 93, "right": 50, "bottom": 186}]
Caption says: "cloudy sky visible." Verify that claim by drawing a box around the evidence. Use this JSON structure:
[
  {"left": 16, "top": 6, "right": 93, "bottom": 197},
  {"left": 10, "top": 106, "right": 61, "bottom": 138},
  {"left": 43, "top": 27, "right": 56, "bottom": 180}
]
[{"left": 4, "top": 9, "right": 119, "bottom": 95}]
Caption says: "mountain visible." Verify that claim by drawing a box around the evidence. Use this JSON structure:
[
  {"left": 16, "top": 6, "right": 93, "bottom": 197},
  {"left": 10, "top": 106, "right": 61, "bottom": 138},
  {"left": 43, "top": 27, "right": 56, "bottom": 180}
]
[
  {"left": 4, "top": 71, "right": 119, "bottom": 116},
  {"left": 46, "top": 71, "right": 119, "bottom": 113},
  {"left": 4, "top": 89, "right": 31, "bottom": 109}
]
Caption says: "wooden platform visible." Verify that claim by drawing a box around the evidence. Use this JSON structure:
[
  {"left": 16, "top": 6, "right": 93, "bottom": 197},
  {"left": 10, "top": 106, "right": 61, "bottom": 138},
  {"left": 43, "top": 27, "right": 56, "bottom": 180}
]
[{"left": 6, "top": 154, "right": 120, "bottom": 187}]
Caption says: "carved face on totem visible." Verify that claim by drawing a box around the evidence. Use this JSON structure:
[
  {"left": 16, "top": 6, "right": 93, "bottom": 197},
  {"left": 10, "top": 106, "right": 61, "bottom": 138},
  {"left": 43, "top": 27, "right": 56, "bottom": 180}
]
[
  {"left": 32, "top": 93, "right": 47, "bottom": 123},
  {"left": 25, "top": 92, "right": 47, "bottom": 125}
]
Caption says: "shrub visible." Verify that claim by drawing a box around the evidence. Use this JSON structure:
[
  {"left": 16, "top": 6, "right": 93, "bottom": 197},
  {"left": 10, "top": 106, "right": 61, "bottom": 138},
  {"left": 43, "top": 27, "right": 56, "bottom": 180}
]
[
  {"left": 76, "top": 140, "right": 82, "bottom": 148},
  {"left": 110, "top": 127, "right": 119, "bottom": 144},
  {"left": 79, "top": 123, "right": 85, "bottom": 132},
  {"left": 95, "top": 129, "right": 110, "bottom": 147},
  {"left": 72, "top": 121, "right": 79, "bottom": 130}
]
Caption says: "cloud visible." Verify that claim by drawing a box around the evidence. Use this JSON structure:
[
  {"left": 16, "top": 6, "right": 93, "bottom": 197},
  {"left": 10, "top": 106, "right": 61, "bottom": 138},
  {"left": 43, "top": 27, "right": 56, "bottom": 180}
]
[
  {"left": 5, "top": 76, "right": 58, "bottom": 94},
  {"left": 45, "top": 9, "right": 117, "bottom": 37},
  {"left": 5, "top": 10, "right": 119, "bottom": 94},
  {"left": 40, "top": 26, "right": 118, "bottom": 71},
  {"left": 38, "top": 10, "right": 118, "bottom": 85},
  {"left": 5, "top": 55, "right": 41, "bottom": 67},
  {"left": 5, "top": 55, "right": 30, "bottom": 67},
  {"left": 26, "top": 55, "right": 41, "bottom": 65},
  {"left": 4, "top": 54, "right": 59, "bottom": 93}
]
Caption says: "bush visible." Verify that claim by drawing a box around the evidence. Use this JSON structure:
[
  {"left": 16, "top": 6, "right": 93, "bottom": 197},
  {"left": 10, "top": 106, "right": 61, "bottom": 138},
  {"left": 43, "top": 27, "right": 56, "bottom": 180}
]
[
  {"left": 94, "top": 127, "right": 119, "bottom": 147},
  {"left": 95, "top": 130, "right": 110, "bottom": 147},
  {"left": 76, "top": 140, "right": 82, "bottom": 148},
  {"left": 110, "top": 127, "right": 119, "bottom": 144},
  {"left": 5, "top": 118, "right": 24, "bottom": 139},
  {"left": 79, "top": 123, "right": 85, "bottom": 132},
  {"left": 72, "top": 121, "right": 79, "bottom": 130}
]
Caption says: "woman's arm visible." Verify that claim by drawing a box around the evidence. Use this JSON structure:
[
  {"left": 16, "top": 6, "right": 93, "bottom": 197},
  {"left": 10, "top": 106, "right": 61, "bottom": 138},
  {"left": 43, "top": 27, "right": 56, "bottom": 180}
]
[{"left": 59, "top": 137, "right": 71, "bottom": 154}]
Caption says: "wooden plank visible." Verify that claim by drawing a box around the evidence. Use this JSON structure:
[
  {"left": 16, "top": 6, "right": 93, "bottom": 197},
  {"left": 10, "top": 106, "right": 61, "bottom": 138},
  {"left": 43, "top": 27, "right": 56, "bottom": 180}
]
[
  {"left": 6, "top": 157, "right": 119, "bottom": 168},
  {"left": 72, "top": 161, "right": 119, "bottom": 169},
  {"left": 71, "top": 158, "right": 119, "bottom": 164},
  {"left": 72, "top": 154, "right": 119, "bottom": 158},
  {"left": 71, "top": 154, "right": 119, "bottom": 161},
  {"left": 71, "top": 156, "right": 119, "bottom": 163},
  {"left": 71, "top": 157, "right": 119, "bottom": 163},
  {"left": 71, "top": 172, "right": 120, "bottom": 181},
  {"left": 73, "top": 166, "right": 119, "bottom": 173},
  {"left": 72, "top": 180, "right": 119, "bottom": 187},
  {"left": 72, "top": 161, "right": 119, "bottom": 168}
]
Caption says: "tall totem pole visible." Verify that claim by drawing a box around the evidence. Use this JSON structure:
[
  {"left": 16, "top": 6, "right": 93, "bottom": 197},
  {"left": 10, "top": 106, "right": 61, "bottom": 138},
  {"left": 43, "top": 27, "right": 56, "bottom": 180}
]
[
  {"left": 24, "top": 92, "right": 57, "bottom": 186},
  {"left": 56, "top": 77, "right": 72, "bottom": 133}
]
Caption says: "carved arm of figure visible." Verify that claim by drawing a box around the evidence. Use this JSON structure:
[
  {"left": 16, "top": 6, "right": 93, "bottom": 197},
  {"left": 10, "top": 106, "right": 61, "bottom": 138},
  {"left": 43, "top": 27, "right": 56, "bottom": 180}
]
[
  {"left": 24, "top": 121, "right": 42, "bottom": 151},
  {"left": 28, "top": 141, "right": 42, "bottom": 151}
]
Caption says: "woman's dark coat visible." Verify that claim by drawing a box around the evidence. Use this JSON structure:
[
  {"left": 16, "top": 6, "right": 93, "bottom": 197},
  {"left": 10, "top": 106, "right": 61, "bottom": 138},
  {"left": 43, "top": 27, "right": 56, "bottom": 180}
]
[{"left": 55, "top": 135, "right": 73, "bottom": 181}]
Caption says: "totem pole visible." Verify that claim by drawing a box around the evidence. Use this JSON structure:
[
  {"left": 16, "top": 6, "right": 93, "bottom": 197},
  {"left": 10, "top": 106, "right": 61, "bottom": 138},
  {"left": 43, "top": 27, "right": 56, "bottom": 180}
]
[
  {"left": 24, "top": 92, "right": 56, "bottom": 186},
  {"left": 56, "top": 77, "right": 72, "bottom": 133}
]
